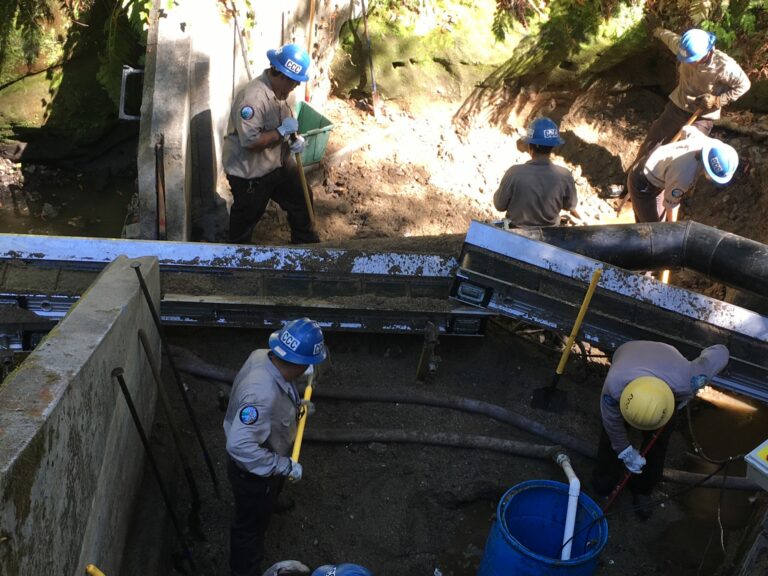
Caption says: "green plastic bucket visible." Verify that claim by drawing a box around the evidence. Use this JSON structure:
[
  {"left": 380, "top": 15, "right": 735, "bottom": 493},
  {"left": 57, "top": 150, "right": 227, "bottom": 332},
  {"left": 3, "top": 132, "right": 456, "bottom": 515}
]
[{"left": 296, "top": 101, "right": 334, "bottom": 165}]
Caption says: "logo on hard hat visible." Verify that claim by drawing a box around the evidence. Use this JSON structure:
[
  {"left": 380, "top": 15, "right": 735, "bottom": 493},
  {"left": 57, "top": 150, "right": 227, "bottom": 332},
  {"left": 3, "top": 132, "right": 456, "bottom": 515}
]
[
  {"left": 313, "top": 343, "right": 324, "bottom": 355},
  {"left": 284, "top": 58, "right": 304, "bottom": 75},
  {"left": 543, "top": 128, "right": 558, "bottom": 138},
  {"left": 709, "top": 154, "right": 725, "bottom": 176},
  {"left": 280, "top": 331, "right": 301, "bottom": 351}
]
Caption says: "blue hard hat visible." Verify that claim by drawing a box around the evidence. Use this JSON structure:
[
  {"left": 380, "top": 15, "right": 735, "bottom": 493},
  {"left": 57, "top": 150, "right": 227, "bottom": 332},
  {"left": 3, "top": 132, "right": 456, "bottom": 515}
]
[
  {"left": 311, "top": 564, "right": 373, "bottom": 576},
  {"left": 522, "top": 117, "right": 565, "bottom": 147},
  {"left": 701, "top": 140, "right": 738, "bottom": 185},
  {"left": 677, "top": 29, "right": 716, "bottom": 63},
  {"left": 267, "top": 43, "right": 311, "bottom": 82},
  {"left": 269, "top": 317, "right": 326, "bottom": 365}
]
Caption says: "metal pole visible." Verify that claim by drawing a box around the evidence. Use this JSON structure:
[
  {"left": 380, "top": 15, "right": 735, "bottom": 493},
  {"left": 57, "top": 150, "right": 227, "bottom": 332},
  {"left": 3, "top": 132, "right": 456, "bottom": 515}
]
[
  {"left": 111, "top": 367, "right": 195, "bottom": 566},
  {"left": 131, "top": 262, "right": 220, "bottom": 498},
  {"left": 138, "top": 329, "right": 202, "bottom": 532}
]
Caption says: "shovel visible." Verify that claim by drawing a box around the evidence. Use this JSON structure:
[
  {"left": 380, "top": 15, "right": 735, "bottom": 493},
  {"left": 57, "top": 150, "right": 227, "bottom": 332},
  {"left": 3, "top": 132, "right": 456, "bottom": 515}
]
[
  {"left": 291, "top": 368, "right": 315, "bottom": 467},
  {"left": 531, "top": 268, "right": 602, "bottom": 412}
]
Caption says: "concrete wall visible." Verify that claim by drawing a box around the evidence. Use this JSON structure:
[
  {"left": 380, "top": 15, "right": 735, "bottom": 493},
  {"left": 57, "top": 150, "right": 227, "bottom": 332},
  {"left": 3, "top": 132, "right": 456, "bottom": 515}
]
[
  {"left": 137, "top": 0, "right": 348, "bottom": 242},
  {"left": 0, "top": 256, "right": 160, "bottom": 575}
]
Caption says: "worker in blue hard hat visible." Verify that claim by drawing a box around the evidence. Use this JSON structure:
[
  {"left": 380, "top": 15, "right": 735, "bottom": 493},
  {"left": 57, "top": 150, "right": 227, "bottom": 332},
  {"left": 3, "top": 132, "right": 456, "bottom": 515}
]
[
  {"left": 628, "top": 126, "right": 739, "bottom": 222},
  {"left": 628, "top": 24, "right": 750, "bottom": 172},
  {"left": 591, "top": 341, "right": 729, "bottom": 519},
  {"left": 493, "top": 117, "right": 581, "bottom": 228},
  {"left": 222, "top": 43, "right": 320, "bottom": 245},
  {"left": 224, "top": 318, "right": 327, "bottom": 576}
]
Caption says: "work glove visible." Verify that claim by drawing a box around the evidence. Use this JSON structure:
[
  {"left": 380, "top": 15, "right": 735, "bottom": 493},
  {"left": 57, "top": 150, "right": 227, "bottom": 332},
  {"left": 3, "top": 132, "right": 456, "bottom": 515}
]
[
  {"left": 289, "top": 134, "right": 306, "bottom": 154},
  {"left": 261, "top": 560, "right": 311, "bottom": 576},
  {"left": 299, "top": 399, "right": 315, "bottom": 417},
  {"left": 287, "top": 458, "right": 303, "bottom": 482},
  {"left": 691, "top": 374, "right": 709, "bottom": 393},
  {"left": 696, "top": 93, "right": 721, "bottom": 112},
  {"left": 618, "top": 445, "right": 646, "bottom": 474},
  {"left": 277, "top": 117, "right": 299, "bottom": 138}
]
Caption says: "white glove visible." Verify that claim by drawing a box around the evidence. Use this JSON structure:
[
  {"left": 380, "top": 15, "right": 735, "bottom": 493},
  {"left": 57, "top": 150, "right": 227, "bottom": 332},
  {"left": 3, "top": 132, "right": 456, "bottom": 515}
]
[
  {"left": 299, "top": 399, "right": 315, "bottom": 416},
  {"left": 277, "top": 117, "right": 299, "bottom": 138},
  {"left": 289, "top": 134, "right": 306, "bottom": 154},
  {"left": 261, "top": 560, "right": 311, "bottom": 576},
  {"left": 618, "top": 445, "right": 646, "bottom": 474},
  {"left": 287, "top": 458, "right": 303, "bottom": 482}
]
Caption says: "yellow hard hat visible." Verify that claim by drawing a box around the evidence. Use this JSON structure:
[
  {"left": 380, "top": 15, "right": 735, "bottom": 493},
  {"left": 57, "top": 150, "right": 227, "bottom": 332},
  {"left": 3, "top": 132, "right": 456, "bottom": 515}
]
[{"left": 620, "top": 376, "right": 675, "bottom": 430}]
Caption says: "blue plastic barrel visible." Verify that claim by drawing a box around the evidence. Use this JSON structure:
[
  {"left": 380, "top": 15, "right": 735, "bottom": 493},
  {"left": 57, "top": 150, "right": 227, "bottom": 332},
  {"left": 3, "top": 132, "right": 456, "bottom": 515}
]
[{"left": 477, "top": 480, "right": 608, "bottom": 576}]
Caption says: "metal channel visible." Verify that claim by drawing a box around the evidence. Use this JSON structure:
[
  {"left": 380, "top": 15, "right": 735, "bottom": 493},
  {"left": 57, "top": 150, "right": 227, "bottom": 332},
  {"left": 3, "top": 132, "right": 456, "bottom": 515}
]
[{"left": 450, "top": 221, "right": 768, "bottom": 402}]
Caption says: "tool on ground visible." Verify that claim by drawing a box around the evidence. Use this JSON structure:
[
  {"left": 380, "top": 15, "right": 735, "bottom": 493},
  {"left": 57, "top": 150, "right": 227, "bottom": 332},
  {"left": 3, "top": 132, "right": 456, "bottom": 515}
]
[
  {"left": 138, "top": 329, "right": 203, "bottom": 538},
  {"left": 111, "top": 367, "right": 196, "bottom": 571},
  {"left": 131, "top": 262, "right": 220, "bottom": 498},
  {"left": 601, "top": 422, "right": 668, "bottom": 513},
  {"left": 291, "top": 368, "right": 315, "bottom": 467},
  {"left": 615, "top": 107, "right": 703, "bottom": 215},
  {"left": 360, "top": 0, "right": 381, "bottom": 116},
  {"left": 291, "top": 134, "right": 315, "bottom": 224},
  {"left": 304, "top": 0, "right": 316, "bottom": 102},
  {"left": 531, "top": 268, "right": 602, "bottom": 412},
  {"left": 415, "top": 321, "right": 441, "bottom": 382}
]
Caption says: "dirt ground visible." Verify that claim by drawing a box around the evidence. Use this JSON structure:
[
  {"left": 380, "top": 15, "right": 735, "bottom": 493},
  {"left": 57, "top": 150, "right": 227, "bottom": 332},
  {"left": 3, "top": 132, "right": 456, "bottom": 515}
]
[{"left": 160, "top": 325, "right": 767, "bottom": 576}]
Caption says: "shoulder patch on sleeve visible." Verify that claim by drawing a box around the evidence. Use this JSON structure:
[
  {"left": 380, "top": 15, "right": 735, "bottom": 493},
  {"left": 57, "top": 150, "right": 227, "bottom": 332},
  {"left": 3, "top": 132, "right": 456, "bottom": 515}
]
[
  {"left": 239, "top": 405, "right": 259, "bottom": 425},
  {"left": 240, "top": 105, "right": 254, "bottom": 120},
  {"left": 670, "top": 188, "right": 685, "bottom": 198},
  {"left": 602, "top": 394, "right": 618, "bottom": 408}
]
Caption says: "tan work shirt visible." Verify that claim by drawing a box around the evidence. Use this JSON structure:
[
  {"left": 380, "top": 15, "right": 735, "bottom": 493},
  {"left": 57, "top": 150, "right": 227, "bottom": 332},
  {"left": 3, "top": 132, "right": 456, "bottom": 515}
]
[
  {"left": 222, "top": 70, "right": 296, "bottom": 179},
  {"left": 600, "top": 341, "right": 729, "bottom": 453},
  {"left": 493, "top": 158, "right": 578, "bottom": 227},
  {"left": 643, "top": 126, "right": 710, "bottom": 208},
  {"left": 654, "top": 28, "right": 750, "bottom": 120},
  {"left": 223, "top": 349, "right": 300, "bottom": 477}
]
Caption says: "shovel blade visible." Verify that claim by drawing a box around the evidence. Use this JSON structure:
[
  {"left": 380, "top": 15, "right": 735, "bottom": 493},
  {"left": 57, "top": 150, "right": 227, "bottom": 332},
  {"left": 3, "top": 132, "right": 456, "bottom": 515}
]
[{"left": 530, "top": 385, "right": 567, "bottom": 412}]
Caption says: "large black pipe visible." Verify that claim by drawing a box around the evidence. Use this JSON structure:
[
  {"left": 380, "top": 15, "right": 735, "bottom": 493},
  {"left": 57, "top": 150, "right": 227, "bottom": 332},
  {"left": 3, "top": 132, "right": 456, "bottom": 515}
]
[{"left": 512, "top": 222, "right": 768, "bottom": 298}]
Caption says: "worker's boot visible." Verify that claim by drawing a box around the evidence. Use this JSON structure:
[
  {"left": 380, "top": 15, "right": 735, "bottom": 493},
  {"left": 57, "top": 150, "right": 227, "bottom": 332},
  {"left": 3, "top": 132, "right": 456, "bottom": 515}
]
[{"left": 632, "top": 493, "right": 653, "bottom": 520}]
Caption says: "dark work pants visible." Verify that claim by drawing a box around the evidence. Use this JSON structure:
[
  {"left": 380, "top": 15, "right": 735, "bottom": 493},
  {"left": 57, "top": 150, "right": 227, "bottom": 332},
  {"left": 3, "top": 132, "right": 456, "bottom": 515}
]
[
  {"left": 630, "top": 100, "right": 714, "bottom": 172},
  {"left": 227, "top": 161, "right": 318, "bottom": 245},
  {"left": 591, "top": 411, "right": 677, "bottom": 497},
  {"left": 627, "top": 163, "right": 664, "bottom": 223},
  {"left": 227, "top": 458, "right": 284, "bottom": 576}
]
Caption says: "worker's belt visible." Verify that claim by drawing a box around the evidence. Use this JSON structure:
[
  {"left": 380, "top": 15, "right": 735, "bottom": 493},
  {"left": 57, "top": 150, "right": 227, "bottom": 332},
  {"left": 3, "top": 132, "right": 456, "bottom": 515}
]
[{"left": 229, "top": 168, "right": 281, "bottom": 191}]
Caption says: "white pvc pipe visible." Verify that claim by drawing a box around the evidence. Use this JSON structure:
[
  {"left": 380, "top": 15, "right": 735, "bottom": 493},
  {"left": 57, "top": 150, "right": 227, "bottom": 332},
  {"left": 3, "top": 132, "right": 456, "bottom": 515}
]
[{"left": 556, "top": 453, "right": 581, "bottom": 561}]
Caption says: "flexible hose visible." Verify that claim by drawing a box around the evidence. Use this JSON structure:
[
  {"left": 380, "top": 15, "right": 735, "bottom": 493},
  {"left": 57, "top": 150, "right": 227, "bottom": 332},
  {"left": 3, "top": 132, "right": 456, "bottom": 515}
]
[{"left": 171, "top": 351, "right": 758, "bottom": 491}]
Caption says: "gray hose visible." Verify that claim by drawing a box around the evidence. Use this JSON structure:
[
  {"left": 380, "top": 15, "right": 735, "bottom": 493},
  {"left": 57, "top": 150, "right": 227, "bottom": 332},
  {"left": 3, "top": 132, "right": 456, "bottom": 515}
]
[
  {"left": 172, "top": 351, "right": 759, "bottom": 491},
  {"left": 305, "top": 428, "right": 563, "bottom": 459}
]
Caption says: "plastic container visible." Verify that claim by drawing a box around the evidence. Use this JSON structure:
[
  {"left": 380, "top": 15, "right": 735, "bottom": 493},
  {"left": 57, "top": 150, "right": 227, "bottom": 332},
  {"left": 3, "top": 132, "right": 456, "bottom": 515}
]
[
  {"left": 295, "top": 101, "right": 334, "bottom": 165},
  {"left": 477, "top": 480, "right": 608, "bottom": 576}
]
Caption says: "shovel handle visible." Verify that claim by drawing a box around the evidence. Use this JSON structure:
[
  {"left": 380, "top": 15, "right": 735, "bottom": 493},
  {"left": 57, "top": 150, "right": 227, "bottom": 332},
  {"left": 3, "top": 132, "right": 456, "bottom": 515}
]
[
  {"left": 291, "top": 371, "right": 314, "bottom": 463},
  {"left": 555, "top": 268, "right": 602, "bottom": 376}
]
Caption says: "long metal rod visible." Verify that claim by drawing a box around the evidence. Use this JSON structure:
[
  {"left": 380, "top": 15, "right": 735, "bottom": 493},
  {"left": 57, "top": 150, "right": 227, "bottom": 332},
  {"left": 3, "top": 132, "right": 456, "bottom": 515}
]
[
  {"left": 138, "top": 328, "right": 202, "bottom": 529},
  {"left": 132, "top": 262, "right": 220, "bottom": 498},
  {"left": 111, "top": 367, "right": 194, "bottom": 565}
]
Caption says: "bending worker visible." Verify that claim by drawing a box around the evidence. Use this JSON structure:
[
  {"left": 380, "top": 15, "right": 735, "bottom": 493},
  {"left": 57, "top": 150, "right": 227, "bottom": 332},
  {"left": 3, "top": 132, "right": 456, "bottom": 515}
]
[
  {"left": 493, "top": 117, "right": 581, "bottom": 227},
  {"left": 224, "top": 318, "right": 327, "bottom": 576},
  {"left": 631, "top": 26, "right": 750, "bottom": 166},
  {"left": 222, "top": 43, "right": 320, "bottom": 244},
  {"left": 591, "top": 340, "right": 729, "bottom": 519},
  {"left": 628, "top": 126, "right": 738, "bottom": 223}
]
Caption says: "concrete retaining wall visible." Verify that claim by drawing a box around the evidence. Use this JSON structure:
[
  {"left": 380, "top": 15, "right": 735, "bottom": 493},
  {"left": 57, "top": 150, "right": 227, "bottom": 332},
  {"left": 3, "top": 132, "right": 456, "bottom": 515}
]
[
  {"left": 137, "top": 0, "right": 347, "bottom": 242},
  {"left": 0, "top": 256, "right": 161, "bottom": 575}
]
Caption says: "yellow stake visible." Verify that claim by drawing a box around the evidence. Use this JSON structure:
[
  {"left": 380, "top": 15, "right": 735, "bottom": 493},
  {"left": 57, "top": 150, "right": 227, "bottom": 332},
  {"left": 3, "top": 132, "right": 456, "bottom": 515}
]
[
  {"left": 291, "top": 370, "right": 315, "bottom": 463},
  {"left": 86, "top": 565, "right": 107, "bottom": 576},
  {"left": 555, "top": 268, "right": 602, "bottom": 376}
]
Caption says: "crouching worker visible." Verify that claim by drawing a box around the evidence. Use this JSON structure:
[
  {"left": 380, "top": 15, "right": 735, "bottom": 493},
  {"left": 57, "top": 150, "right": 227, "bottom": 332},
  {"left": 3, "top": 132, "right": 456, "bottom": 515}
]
[
  {"left": 591, "top": 340, "right": 729, "bottom": 519},
  {"left": 493, "top": 117, "right": 581, "bottom": 228},
  {"left": 224, "top": 318, "right": 327, "bottom": 576}
]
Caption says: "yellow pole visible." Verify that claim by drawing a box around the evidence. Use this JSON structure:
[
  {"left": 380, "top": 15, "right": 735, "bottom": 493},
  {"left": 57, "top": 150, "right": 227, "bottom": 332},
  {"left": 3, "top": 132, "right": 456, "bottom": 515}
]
[
  {"left": 554, "top": 268, "right": 602, "bottom": 376},
  {"left": 291, "top": 370, "right": 315, "bottom": 463},
  {"left": 86, "top": 565, "right": 107, "bottom": 576}
]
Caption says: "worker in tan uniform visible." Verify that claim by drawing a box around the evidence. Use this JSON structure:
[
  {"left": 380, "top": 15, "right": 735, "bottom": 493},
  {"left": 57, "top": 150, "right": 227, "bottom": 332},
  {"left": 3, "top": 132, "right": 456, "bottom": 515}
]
[
  {"left": 628, "top": 126, "right": 738, "bottom": 222},
  {"left": 591, "top": 341, "right": 729, "bottom": 519},
  {"left": 630, "top": 27, "right": 750, "bottom": 168},
  {"left": 493, "top": 117, "right": 580, "bottom": 227},
  {"left": 222, "top": 43, "right": 319, "bottom": 244},
  {"left": 224, "top": 318, "right": 326, "bottom": 576}
]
